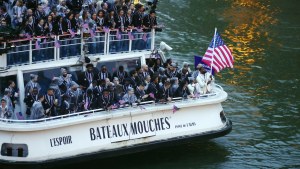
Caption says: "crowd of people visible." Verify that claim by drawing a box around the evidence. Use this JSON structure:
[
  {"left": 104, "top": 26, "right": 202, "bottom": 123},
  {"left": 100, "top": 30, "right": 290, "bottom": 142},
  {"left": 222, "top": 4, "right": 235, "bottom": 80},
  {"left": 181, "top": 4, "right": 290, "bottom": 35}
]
[
  {"left": 0, "top": 0, "right": 159, "bottom": 40},
  {"left": 0, "top": 58, "right": 215, "bottom": 120}
]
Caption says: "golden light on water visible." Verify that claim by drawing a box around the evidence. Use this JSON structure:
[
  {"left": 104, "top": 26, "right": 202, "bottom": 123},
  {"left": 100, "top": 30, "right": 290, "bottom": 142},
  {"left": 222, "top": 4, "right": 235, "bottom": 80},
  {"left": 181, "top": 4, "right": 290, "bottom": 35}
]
[{"left": 222, "top": 0, "right": 279, "bottom": 64}]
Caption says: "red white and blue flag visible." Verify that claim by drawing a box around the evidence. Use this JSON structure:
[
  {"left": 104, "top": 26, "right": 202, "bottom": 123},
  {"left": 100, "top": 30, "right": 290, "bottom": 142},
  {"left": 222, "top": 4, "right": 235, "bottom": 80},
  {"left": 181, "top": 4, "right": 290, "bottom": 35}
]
[{"left": 202, "top": 32, "right": 234, "bottom": 73}]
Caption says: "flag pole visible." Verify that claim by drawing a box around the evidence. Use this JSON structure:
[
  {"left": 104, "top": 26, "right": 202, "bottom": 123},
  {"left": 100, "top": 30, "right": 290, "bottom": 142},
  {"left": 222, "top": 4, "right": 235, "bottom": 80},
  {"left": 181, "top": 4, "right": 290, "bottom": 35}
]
[{"left": 210, "top": 27, "right": 217, "bottom": 74}]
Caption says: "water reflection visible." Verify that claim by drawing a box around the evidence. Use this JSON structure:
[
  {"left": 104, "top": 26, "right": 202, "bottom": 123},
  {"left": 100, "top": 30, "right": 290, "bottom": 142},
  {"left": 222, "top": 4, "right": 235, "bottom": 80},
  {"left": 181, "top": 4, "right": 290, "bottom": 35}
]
[{"left": 222, "top": 0, "right": 279, "bottom": 63}]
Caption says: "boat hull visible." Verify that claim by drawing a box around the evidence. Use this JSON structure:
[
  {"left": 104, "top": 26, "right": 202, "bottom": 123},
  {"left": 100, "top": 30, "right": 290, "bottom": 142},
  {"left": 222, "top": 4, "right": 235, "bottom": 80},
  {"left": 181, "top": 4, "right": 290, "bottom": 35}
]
[{"left": 0, "top": 91, "right": 231, "bottom": 164}]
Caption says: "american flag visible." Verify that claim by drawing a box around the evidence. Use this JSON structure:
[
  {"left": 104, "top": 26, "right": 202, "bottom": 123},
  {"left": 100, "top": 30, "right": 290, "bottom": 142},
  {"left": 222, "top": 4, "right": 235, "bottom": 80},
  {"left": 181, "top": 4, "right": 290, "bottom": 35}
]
[{"left": 202, "top": 32, "right": 234, "bottom": 73}]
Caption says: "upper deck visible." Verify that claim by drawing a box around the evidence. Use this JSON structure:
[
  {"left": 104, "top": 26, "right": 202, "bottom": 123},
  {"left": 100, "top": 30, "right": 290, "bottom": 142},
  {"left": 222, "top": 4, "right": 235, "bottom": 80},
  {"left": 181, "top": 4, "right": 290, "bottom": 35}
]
[{"left": 0, "top": 28, "right": 158, "bottom": 76}]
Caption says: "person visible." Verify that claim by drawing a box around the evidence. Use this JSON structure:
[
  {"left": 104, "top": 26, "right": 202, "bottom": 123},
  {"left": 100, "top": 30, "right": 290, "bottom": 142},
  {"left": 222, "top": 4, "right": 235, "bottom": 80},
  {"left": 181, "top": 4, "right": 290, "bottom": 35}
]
[
  {"left": 6, "top": 80, "right": 19, "bottom": 109},
  {"left": 166, "top": 62, "right": 179, "bottom": 78},
  {"left": 0, "top": 99, "right": 12, "bottom": 119},
  {"left": 2, "top": 88, "right": 14, "bottom": 113},
  {"left": 82, "top": 89, "right": 97, "bottom": 111},
  {"left": 25, "top": 74, "right": 41, "bottom": 96},
  {"left": 122, "top": 87, "right": 137, "bottom": 105},
  {"left": 35, "top": 19, "right": 46, "bottom": 36},
  {"left": 143, "top": 9, "right": 157, "bottom": 30},
  {"left": 79, "top": 63, "right": 99, "bottom": 90},
  {"left": 112, "top": 77, "right": 124, "bottom": 101},
  {"left": 170, "top": 77, "right": 179, "bottom": 95},
  {"left": 132, "top": 3, "right": 143, "bottom": 28},
  {"left": 175, "top": 80, "right": 192, "bottom": 99},
  {"left": 146, "top": 75, "right": 159, "bottom": 101},
  {"left": 67, "top": 83, "right": 83, "bottom": 113},
  {"left": 98, "top": 65, "right": 112, "bottom": 81},
  {"left": 178, "top": 67, "right": 191, "bottom": 83},
  {"left": 157, "top": 80, "right": 172, "bottom": 102},
  {"left": 0, "top": 6, "right": 11, "bottom": 27},
  {"left": 99, "top": 89, "right": 114, "bottom": 110},
  {"left": 56, "top": 68, "right": 73, "bottom": 89},
  {"left": 42, "top": 88, "right": 58, "bottom": 117},
  {"left": 60, "top": 94, "right": 70, "bottom": 115},
  {"left": 144, "top": 74, "right": 151, "bottom": 90},
  {"left": 112, "top": 65, "right": 128, "bottom": 84},
  {"left": 30, "top": 94, "right": 46, "bottom": 120},
  {"left": 135, "top": 82, "right": 148, "bottom": 103},
  {"left": 12, "top": 0, "right": 27, "bottom": 27},
  {"left": 24, "top": 87, "right": 39, "bottom": 117},
  {"left": 128, "top": 69, "right": 139, "bottom": 88},
  {"left": 195, "top": 64, "right": 214, "bottom": 94}
]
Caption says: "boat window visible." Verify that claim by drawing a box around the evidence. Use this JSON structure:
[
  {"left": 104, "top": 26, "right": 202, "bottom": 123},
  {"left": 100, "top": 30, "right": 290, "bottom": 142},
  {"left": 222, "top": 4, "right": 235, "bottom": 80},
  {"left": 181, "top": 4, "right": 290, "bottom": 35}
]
[
  {"left": 95, "top": 58, "right": 141, "bottom": 72},
  {"left": 1, "top": 143, "right": 28, "bottom": 157},
  {"left": 23, "top": 68, "right": 80, "bottom": 94}
]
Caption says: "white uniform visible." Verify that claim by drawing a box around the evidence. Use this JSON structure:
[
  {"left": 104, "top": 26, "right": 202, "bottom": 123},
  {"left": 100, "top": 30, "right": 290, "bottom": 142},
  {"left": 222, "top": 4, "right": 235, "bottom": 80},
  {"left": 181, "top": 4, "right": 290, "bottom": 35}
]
[
  {"left": 195, "top": 72, "right": 214, "bottom": 94},
  {"left": 0, "top": 105, "right": 12, "bottom": 119},
  {"left": 30, "top": 101, "right": 45, "bottom": 120}
]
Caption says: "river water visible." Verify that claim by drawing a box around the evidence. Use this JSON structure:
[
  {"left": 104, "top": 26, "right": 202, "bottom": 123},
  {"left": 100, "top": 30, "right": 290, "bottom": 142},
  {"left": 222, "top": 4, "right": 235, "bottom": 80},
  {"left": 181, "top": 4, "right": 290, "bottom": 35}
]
[{"left": 4, "top": 0, "right": 300, "bottom": 168}]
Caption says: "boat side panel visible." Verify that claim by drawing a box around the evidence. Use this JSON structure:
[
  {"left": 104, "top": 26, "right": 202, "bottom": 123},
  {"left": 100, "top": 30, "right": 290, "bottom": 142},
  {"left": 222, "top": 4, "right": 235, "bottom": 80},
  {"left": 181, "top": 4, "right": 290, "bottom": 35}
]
[{"left": 0, "top": 103, "right": 225, "bottom": 162}]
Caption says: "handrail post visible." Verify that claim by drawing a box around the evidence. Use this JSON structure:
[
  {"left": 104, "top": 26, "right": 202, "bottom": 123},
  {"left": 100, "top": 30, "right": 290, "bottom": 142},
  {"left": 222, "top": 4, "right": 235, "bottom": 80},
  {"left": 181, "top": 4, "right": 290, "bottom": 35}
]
[
  {"left": 103, "top": 31, "right": 107, "bottom": 55},
  {"left": 106, "top": 31, "right": 110, "bottom": 55},
  {"left": 129, "top": 29, "right": 132, "bottom": 52},
  {"left": 151, "top": 28, "right": 155, "bottom": 50},
  {"left": 57, "top": 36, "right": 60, "bottom": 60},
  {"left": 54, "top": 36, "right": 57, "bottom": 61},
  {"left": 29, "top": 40, "right": 32, "bottom": 64},
  {"left": 81, "top": 29, "right": 84, "bottom": 56}
]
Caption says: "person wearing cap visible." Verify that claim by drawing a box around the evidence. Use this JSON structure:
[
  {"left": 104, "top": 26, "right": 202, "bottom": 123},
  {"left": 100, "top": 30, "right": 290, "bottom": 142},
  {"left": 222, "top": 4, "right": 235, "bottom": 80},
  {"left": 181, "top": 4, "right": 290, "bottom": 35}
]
[
  {"left": 157, "top": 80, "right": 172, "bottom": 102},
  {"left": 179, "top": 62, "right": 192, "bottom": 74},
  {"left": 195, "top": 64, "right": 214, "bottom": 94},
  {"left": 67, "top": 83, "right": 83, "bottom": 113},
  {"left": 24, "top": 87, "right": 39, "bottom": 116},
  {"left": 122, "top": 87, "right": 137, "bottom": 105},
  {"left": 178, "top": 67, "right": 191, "bottom": 83},
  {"left": 166, "top": 62, "right": 179, "bottom": 79},
  {"left": 192, "top": 63, "right": 203, "bottom": 79},
  {"left": 99, "top": 89, "right": 114, "bottom": 110},
  {"left": 79, "top": 63, "right": 99, "bottom": 90},
  {"left": 0, "top": 99, "right": 12, "bottom": 119},
  {"left": 135, "top": 82, "right": 149, "bottom": 102},
  {"left": 30, "top": 94, "right": 46, "bottom": 120},
  {"left": 56, "top": 68, "right": 73, "bottom": 89},
  {"left": 25, "top": 74, "right": 41, "bottom": 96}
]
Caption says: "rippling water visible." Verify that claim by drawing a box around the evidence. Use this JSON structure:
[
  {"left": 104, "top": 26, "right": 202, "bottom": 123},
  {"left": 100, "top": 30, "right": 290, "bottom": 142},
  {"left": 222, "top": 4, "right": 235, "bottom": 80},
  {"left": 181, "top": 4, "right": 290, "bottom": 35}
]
[{"left": 3, "top": 0, "right": 300, "bottom": 168}]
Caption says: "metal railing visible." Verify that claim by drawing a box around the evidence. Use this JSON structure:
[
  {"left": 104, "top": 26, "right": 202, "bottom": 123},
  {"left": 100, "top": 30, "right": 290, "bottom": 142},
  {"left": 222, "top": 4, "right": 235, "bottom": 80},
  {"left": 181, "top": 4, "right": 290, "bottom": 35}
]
[
  {"left": 0, "top": 86, "right": 224, "bottom": 124},
  {"left": 0, "top": 29, "right": 155, "bottom": 68}
]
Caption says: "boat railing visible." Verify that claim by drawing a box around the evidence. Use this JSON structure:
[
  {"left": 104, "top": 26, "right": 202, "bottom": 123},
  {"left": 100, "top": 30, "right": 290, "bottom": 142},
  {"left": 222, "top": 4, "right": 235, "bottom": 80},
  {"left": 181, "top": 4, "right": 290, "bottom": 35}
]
[
  {"left": 0, "top": 28, "right": 155, "bottom": 69},
  {"left": 0, "top": 85, "right": 224, "bottom": 124}
]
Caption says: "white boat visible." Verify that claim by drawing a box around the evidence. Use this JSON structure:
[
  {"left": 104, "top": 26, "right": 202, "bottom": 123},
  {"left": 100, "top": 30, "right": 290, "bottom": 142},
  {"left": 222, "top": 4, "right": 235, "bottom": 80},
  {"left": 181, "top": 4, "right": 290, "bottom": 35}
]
[{"left": 0, "top": 29, "right": 232, "bottom": 164}]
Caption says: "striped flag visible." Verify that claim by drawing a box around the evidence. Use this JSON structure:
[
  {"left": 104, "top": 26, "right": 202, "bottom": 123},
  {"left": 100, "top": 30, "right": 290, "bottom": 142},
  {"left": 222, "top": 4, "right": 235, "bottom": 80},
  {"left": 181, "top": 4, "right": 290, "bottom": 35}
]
[{"left": 202, "top": 31, "right": 234, "bottom": 73}]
